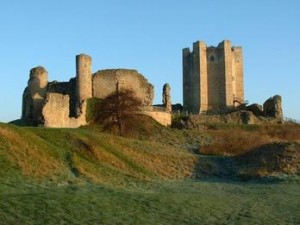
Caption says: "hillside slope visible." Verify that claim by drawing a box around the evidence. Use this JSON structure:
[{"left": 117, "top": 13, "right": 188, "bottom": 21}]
[
  {"left": 0, "top": 123, "right": 300, "bottom": 225},
  {"left": 0, "top": 123, "right": 198, "bottom": 186},
  {"left": 0, "top": 122, "right": 299, "bottom": 224}
]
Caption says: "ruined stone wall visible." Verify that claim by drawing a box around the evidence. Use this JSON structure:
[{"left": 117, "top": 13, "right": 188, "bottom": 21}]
[
  {"left": 263, "top": 95, "right": 283, "bottom": 120},
  {"left": 42, "top": 93, "right": 87, "bottom": 128},
  {"left": 40, "top": 54, "right": 92, "bottom": 127},
  {"left": 139, "top": 111, "right": 171, "bottom": 126},
  {"left": 47, "top": 78, "right": 77, "bottom": 117},
  {"left": 92, "top": 69, "right": 154, "bottom": 108},
  {"left": 47, "top": 81, "right": 71, "bottom": 95},
  {"left": 22, "top": 54, "right": 170, "bottom": 128}
]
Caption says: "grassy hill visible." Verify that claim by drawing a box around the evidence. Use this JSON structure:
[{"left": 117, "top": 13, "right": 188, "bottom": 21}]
[
  {"left": 0, "top": 122, "right": 199, "bottom": 186},
  {"left": 0, "top": 120, "right": 300, "bottom": 224}
]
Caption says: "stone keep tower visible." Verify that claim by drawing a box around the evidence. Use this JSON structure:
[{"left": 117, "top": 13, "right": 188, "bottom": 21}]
[
  {"left": 183, "top": 40, "right": 244, "bottom": 114},
  {"left": 76, "top": 54, "right": 92, "bottom": 115}
]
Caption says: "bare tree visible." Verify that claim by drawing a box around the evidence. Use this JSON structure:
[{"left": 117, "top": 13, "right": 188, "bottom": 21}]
[{"left": 93, "top": 88, "right": 142, "bottom": 136}]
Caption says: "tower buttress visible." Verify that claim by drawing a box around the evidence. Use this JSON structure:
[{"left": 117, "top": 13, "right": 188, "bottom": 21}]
[
  {"left": 198, "top": 41, "right": 208, "bottom": 112},
  {"left": 183, "top": 47, "right": 191, "bottom": 112},
  {"left": 221, "top": 40, "right": 234, "bottom": 108}
]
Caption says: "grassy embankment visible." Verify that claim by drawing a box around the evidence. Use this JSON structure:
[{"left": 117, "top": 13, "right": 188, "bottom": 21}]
[
  {"left": 0, "top": 122, "right": 199, "bottom": 185},
  {"left": 0, "top": 120, "right": 299, "bottom": 224}
]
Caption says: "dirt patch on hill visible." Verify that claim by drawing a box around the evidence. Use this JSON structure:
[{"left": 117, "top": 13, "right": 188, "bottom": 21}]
[
  {"left": 235, "top": 142, "right": 300, "bottom": 178},
  {"left": 194, "top": 142, "right": 300, "bottom": 179}
]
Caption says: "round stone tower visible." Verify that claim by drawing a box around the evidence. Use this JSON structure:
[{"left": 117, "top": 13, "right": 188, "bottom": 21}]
[
  {"left": 28, "top": 66, "right": 48, "bottom": 98},
  {"left": 22, "top": 66, "right": 48, "bottom": 125},
  {"left": 76, "top": 54, "right": 92, "bottom": 114}
]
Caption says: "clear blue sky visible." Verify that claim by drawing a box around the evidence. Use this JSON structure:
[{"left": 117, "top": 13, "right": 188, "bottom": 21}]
[{"left": 0, "top": 0, "right": 299, "bottom": 122}]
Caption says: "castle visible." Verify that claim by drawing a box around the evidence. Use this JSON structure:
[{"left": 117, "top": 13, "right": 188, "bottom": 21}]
[
  {"left": 22, "top": 54, "right": 171, "bottom": 128},
  {"left": 183, "top": 40, "right": 244, "bottom": 114},
  {"left": 21, "top": 41, "right": 283, "bottom": 128}
]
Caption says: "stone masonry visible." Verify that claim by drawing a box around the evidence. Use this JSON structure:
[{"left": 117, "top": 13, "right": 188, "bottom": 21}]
[
  {"left": 22, "top": 67, "right": 48, "bottom": 126},
  {"left": 162, "top": 83, "right": 172, "bottom": 112},
  {"left": 22, "top": 54, "right": 171, "bottom": 127},
  {"left": 183, "top": 40, "right": 244, "bottom": 114},
  {"left": 76, "top": 54, "right": 92, "bottom": 115},
  {"left": 92, "top": 69, "right": 154, "bottom": 109}
]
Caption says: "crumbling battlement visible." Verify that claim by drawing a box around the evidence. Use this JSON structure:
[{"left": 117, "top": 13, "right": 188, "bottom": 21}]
[
  {"left": 92, "top": 69, "right": 154, "bottom": 109},
  {"left": 21, "top": 54, "right": 170, "bottom": 128}
]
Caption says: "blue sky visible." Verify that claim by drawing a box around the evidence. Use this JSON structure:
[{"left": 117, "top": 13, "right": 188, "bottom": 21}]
[{"left": 0, "top": 0, "right": 299, "bottom": 122}]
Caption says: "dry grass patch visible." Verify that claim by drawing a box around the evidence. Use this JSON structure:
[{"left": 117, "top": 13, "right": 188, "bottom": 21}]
[
  {"left": 200, "top": 124, "right": 300, "bottom": 156},
  {"left": 0, "top": 125, "right": 64, "bottom": 178},
  {"left": 200, "top": 128, "right": 271, "bottom": 156},
  {"left": 262, "top": 124, "right": 300, "bottom": 142}
]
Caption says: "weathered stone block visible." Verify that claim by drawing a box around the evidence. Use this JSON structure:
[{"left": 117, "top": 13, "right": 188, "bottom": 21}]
[
  {"left": 162, "top": 83, "right": 172, "bottom": 112},
  {"left": 42, "top": 93, "right": 87, "bottom": 128},
  {"left": 263, "top": 95, "right": 283, "bottom": 119}
]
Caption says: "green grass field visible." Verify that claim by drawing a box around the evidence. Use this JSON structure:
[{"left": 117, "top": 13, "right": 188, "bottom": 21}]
[
  {"left": 1, "top": 179, "right": 299, "bottom": 225},
  {"left": 0, "top": 122, "right": 299, "bottom": 224}
]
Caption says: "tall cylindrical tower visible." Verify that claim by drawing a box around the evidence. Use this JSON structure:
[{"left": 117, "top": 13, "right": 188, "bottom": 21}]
[{"left": 76, "top": 54, "right": 92, "bottom": 114}]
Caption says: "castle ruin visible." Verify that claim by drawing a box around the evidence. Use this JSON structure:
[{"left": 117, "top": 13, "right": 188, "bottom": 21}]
[
  {"left": 22, "top": 54, "right": 171, "bottom": 127},
  {"left": 183, "top": 40, "right": 244, "bottom": 114}
]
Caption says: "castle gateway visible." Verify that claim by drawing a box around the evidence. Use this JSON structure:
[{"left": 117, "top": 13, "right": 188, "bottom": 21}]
[{"left": 183, "top": 40, "right": 244, "bottom": 114}]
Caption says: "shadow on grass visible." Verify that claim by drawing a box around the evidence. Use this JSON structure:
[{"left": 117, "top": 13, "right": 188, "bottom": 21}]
[{"left": 65, "top": 152, "right": 80, "bottom": 177}]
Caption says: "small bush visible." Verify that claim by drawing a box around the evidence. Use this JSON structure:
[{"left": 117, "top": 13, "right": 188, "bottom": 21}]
[
  {"left": 86, "top": 98, "right": 102, "bottom": 123},
  {"left": 171, "top": 114, "right": 188, "bottom": 129}
]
